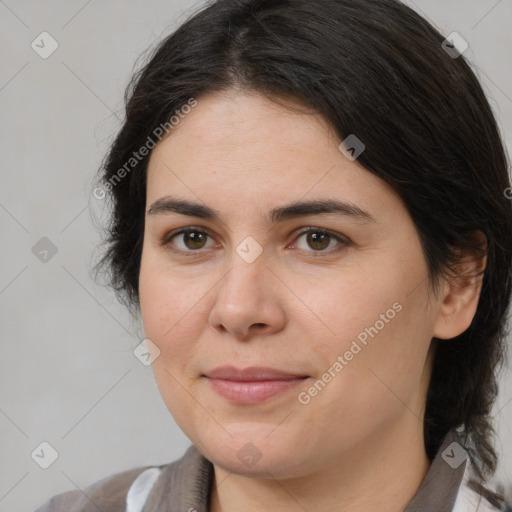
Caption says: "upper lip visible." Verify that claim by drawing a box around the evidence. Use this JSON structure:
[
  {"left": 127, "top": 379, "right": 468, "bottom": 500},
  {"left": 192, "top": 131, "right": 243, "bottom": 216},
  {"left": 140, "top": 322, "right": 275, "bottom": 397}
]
[{"left": 204, "top": 366, "right": 307, "bottom": 381}]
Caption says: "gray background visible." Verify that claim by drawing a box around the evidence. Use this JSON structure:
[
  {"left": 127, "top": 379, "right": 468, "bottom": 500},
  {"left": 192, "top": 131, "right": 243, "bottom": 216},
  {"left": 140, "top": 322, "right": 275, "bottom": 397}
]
[{"left": 0, "top": 1, "right": 511, "bottom": 511}]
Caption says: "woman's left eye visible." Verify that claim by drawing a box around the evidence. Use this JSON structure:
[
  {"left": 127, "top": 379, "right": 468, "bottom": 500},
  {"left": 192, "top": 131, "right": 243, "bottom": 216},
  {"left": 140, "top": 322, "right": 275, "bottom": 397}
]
[{"left": 291, "top": 228, "right": 349, "bottom": 254}]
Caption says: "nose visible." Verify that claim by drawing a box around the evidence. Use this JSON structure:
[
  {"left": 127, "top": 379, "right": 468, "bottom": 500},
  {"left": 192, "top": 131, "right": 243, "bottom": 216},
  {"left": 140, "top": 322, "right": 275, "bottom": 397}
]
[{"left": 208, "top": 250, "right": 287, "bottom": 341}]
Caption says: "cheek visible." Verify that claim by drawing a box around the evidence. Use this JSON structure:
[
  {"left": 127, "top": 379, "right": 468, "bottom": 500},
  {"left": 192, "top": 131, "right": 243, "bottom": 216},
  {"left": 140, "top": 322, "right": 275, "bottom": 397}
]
[
  {"left": 317, "top": 292, "right": 434, "bottom": 426},
  {"left": 298, "top": 264, "right": 433, "bottom": 406},
  {"left": 139, "top": 263, "right": 207, "bottom": 366},
  {"left": 139, "top": 267, "right": 209, "bottom": 425},
  {"left": 288, "top": 268, "right": 398, "bottom": 357}
]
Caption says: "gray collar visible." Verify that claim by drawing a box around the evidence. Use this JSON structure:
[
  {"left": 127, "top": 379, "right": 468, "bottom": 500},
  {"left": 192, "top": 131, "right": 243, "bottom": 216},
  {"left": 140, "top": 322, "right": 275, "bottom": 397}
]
[
  {"left": 143, "top": 429, "right": 466, "bottom": 511},
  {"left": 404, "top": 429, "right": 467, "bottom": 511}
]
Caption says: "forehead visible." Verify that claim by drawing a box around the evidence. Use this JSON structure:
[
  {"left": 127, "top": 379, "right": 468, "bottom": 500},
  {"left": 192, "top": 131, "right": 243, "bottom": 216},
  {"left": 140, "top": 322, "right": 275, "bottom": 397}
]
[
  {"left": 145, "top": 90, "right": 402, "bottom": 223},
  {"left": 153, "top": 90, "right": 338, "bottom": 164}
]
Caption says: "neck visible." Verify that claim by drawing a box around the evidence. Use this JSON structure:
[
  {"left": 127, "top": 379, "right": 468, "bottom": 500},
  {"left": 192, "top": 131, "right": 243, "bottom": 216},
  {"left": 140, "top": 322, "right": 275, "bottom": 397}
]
[{"left": 208, "top": 419, "right": 430, "bottom": 512}]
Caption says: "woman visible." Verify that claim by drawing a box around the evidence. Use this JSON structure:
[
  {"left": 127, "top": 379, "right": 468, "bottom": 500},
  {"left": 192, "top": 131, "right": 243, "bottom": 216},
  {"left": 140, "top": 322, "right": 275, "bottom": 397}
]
[{"left": 36, "top": 0, "right": 512, "bottom": 510}]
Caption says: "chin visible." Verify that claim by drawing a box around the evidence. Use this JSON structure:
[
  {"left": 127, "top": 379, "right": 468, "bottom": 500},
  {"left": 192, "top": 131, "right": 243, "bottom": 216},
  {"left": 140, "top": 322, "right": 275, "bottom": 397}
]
[{"left": 192, "top": 426, "right": 318, "bottom": 479}]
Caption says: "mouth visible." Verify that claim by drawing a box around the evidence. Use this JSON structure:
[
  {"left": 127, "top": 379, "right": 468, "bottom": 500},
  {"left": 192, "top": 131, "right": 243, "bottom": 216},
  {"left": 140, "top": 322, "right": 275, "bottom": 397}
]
[{"left": 203, "top": 366, "right": 309, "bottom": 405}]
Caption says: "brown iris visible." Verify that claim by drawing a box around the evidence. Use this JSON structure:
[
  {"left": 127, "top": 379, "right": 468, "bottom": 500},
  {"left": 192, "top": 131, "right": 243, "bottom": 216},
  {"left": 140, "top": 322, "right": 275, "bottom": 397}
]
[
  {"left": 183, "top": 231, "right": 208, "bottom": 250},
  {"left": 306, "top": 232, "right": 331, "bottom": 251}
]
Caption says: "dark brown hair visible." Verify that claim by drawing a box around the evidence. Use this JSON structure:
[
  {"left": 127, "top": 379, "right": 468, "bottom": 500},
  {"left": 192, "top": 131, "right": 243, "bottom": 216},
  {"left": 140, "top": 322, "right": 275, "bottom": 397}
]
[{"left": 92, "top": 0, "right": 512, "bottom": 507}]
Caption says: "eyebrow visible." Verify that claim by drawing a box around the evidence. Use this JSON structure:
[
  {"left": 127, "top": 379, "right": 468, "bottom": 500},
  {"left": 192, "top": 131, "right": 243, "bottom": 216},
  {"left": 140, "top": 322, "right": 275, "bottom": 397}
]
[{"left": 147, "top": 197, "right": 377, "bottom": 224}]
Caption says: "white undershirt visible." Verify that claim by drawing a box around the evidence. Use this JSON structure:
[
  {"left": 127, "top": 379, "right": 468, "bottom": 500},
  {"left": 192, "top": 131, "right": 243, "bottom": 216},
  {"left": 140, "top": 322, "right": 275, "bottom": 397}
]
[{"left": 126, "top": 467, "right": 162, "bottom": 512}]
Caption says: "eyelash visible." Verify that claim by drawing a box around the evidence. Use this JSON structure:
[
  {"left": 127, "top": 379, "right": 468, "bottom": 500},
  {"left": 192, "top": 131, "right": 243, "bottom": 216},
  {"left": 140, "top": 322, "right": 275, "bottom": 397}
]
[{"left": 161, "top": 226, "right": 350, "bottom": 258}]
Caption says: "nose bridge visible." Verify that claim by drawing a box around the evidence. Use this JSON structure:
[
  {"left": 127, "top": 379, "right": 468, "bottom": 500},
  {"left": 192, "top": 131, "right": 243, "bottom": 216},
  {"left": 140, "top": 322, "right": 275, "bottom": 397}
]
[
  {"left": 208, "top": 239, "right": 286, "bottom": 338},
  {"left": 222, "top": 240, "right": 270, "bottom": 304}
]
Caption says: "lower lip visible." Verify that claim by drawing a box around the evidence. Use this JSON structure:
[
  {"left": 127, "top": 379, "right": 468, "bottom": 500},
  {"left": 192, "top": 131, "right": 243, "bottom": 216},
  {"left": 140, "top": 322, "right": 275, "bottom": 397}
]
[{"left": 207, "top": 378, "right": 306, "bottom": 405}]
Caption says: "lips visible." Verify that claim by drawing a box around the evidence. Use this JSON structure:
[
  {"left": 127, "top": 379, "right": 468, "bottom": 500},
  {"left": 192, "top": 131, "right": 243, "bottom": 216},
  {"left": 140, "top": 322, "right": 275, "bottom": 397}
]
[
  {"left": 204, "top": 366, "right": 307, "bottom": 381},
  {"left": 203, "top": 366, "right": 308, "bottom": 405}
]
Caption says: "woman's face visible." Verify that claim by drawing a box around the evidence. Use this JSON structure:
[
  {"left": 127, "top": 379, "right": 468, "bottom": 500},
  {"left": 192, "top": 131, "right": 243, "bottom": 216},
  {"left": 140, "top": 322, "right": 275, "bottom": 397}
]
[{"left": 139, "top": 90, "right": 447, "bottom": 478}]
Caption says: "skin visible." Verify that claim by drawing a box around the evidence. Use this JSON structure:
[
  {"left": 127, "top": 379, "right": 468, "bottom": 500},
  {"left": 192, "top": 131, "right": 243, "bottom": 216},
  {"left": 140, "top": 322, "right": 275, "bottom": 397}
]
[{"left": 139, "top": 89, "right": 486, "bottom": 512}]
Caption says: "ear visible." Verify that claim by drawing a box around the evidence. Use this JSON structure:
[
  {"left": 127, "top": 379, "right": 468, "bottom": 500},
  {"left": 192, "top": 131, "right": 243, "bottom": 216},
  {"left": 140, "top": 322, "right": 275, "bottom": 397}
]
[{"left": 433, "top": 231, "right": 487, "bottom": 340}]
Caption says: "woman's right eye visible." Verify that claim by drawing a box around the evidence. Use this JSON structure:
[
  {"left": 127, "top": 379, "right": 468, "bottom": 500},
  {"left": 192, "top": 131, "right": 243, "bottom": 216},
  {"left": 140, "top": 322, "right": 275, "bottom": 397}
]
[{"left": 163, "top": 228, "right": 215, "bottom": 255}]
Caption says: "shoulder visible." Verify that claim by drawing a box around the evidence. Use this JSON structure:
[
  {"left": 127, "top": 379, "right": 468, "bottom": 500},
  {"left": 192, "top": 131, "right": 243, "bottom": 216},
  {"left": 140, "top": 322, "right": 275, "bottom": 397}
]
[
  {"left": 33, "top": 446, "right": 208, "bottom": 512},
  {"left": 33, "top": 464, "right": 165, "bottom": 512}
]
